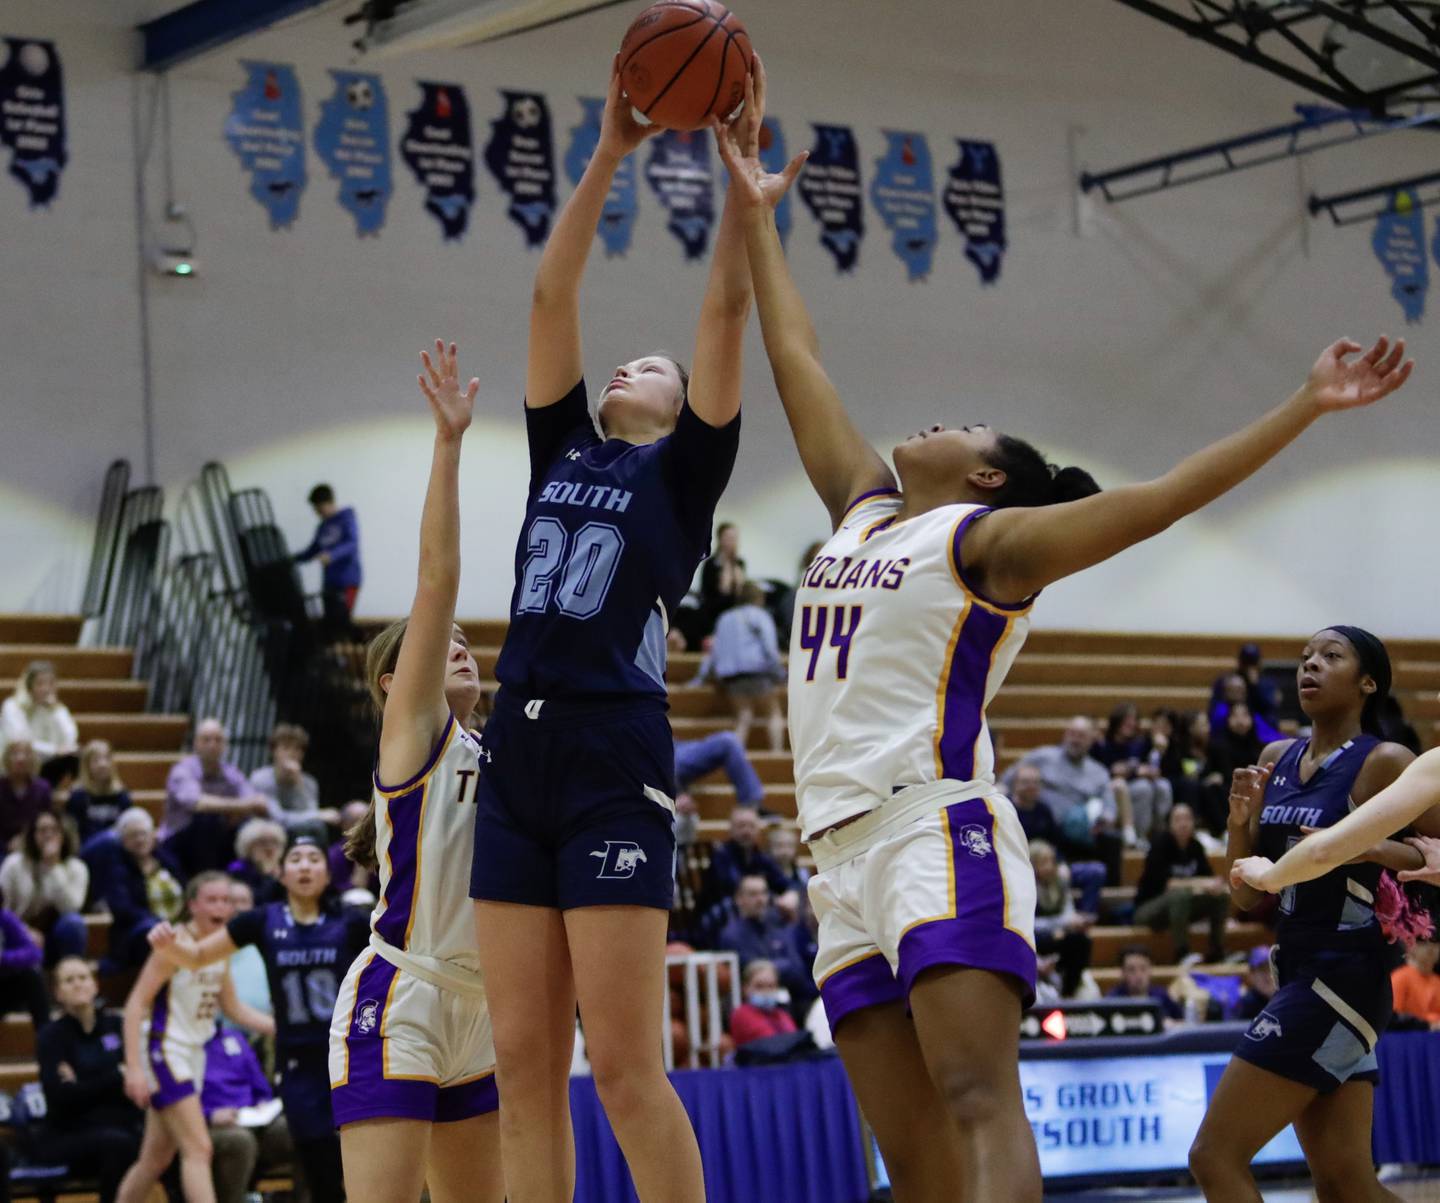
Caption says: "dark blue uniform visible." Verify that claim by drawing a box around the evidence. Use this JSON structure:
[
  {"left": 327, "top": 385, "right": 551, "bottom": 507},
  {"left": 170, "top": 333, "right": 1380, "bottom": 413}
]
[
  {"left": 1234, "top": 736, "right": 1391, "bottom": 1092},
  {"left": 472, "top": 378, "right": 739, "bottom": 910}
]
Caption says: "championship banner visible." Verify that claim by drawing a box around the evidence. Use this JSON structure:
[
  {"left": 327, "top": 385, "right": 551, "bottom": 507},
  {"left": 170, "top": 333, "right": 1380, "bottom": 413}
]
[
  {"left": 0, "top": 37, "right": 66, "bottom": 207},
  {"left": 870, "top": 130, "right": 937, "bottom": 281},
  {"left": 224, "top": 62, "right": 306, "bottom": 230},
  {"left": 944, "top": 139, "right": 1006, "bottom": 285},
  {"left": 1370, "top": 190, "right": 1426, "bottom": 324},
  {"left": 798, "top": 124, "right": 864, "bottom": 272},
  {"left": 758, "top": 116, "right": 792, "bottom": 247},
  {"left": 483, "top": 90, "right": 557, "bottom": 248},
  {"left": 644, "top": 128, "right": 714, "bottom": 262},
  {"left": 314, "top": 71, "right": 392, "bottom": 236},
  {"left": 400, "top": 82, "right": 475, "bottom": 241},
  {"left": 563, "top": 96, "right": 637, "bottom": 257}
]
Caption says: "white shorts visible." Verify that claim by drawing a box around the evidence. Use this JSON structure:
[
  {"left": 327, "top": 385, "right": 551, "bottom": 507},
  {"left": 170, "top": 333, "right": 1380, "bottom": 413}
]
[
  {"left": 808, "top": 789, "right": 1037, "bottom": 1031},
  {"left": 328, "top": 948, "right": 497, "bottom": 1126},
  {"left": 147, "top": 1036, "right": 206, "bottom": 1110}
]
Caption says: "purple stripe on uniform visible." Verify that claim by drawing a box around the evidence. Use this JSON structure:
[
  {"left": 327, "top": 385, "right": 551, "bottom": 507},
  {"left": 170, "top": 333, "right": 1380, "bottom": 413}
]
[
  {"left": 843, "top": 487, "right": 901, "bottom": 517},
  {"left": 436, "top": 1072, "right": 500, "bottom": 1122},
  {"left": 895, "top": 797, "right": 1036, "bottom": 1007},
  {"left": 374, "top": 784, "right": 424, "bottom": 949},
  {"left": 819, "top": 952, "right": 906, "bottom": 1031},
  {"left": 937, "top": 606, "right": 1009, "bottom": 781},
  {"left": 333, "top": 954, "right": 437, "bottom": 1126},
  {"left": 151, "top": 984, "right": 169, "bottom": 1038},
  {"left": 148, "top": 1037, "right": 197, "bottom": 1110},
  {"left": 951, "top": 509, "right": 1033, "bottom": 612}
]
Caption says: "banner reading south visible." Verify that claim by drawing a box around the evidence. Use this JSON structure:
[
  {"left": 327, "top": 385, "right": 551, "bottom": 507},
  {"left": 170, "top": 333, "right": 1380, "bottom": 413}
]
[
  {"left": 798, "top": 124, "right": 864, "bottom": 272},
  {"left": 224, "top": 62, "right": 306, "bottom": 230},
  {"left": 564, "top": 96, "right": 637, "bottom": 257},
  {"left": 645, "top": 129, "right": 714, "bottom": 261},
  {"left": 944, "top": 139, "right": 1006, "bottom": 285},
  {"left": 314, "top": 71, "right": 392, "bottom": 236},
  {"left": 0, "top": 37, "right": 66, "bottom": 208},
  {"left": 870, "top": 130, "right": 937, "bottom": 281},
  {"left": 1370, "top": 190, "right": 1425, "bottom": 324},
  {"left": 400, "top": 81, "right": 475, "bottom": 241},
  {"left": 484, "top": 90, "right": 557, "bottom": 248}
]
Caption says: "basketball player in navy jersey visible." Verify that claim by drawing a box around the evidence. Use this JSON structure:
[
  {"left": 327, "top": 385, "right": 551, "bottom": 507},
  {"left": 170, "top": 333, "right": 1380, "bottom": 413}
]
[
  {"left": 468, "top": 56, "right": 771, "bottom": 1202},
  {"left": 150, "top": 836, "right": 368, "bottom": 1203},
  {"left": 1191, "top": 628, "right": 1421, "bottom": 1201}
]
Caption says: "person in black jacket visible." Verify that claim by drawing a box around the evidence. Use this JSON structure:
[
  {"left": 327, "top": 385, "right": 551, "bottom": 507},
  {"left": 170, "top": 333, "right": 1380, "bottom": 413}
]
[
  {"left": 86, "top": 809, "right": 183, "bottom": 970},
  {"left": 34, "top": 957, "right": 142, "bottom": 1202},
  {"left": 1133, "top": 803, "right": 1230, "bottom": 963}
]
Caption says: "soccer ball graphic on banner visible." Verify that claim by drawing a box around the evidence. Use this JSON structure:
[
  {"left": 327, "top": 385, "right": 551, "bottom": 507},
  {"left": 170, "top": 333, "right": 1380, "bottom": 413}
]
[
  {"left": 347, "top": 79, "right": 374, "bottom": 111},
  {"left": 511, "top": 97, "right": 542, "bottom": 129}
]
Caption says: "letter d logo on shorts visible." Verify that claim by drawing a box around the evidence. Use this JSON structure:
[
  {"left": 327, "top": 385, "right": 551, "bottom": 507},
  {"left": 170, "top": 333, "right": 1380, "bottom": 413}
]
[{"left": 590, "top": 840, "right": 648, "bottom": 879}]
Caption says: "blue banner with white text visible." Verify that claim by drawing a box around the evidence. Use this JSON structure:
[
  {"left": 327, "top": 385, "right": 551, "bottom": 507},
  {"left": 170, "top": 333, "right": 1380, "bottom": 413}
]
[
  {"left": 313, "top": 71, "right": 392, "bottom": 236},
  {"left": 400, "top": 81, "right": 475, "bottom": 241},
  {"left": 484, "top": 90, "right": 557, "bottom": 248},
  {"left": 564, "top": 96, "right": 637, "bottom": 257},
  {"left": 0, "top": 37, "right": 66, "bottom": 207},
  {"left": 944, "top": 138, "right": 1006, "bottom": 285},
  {"left": 224, "top": 61, "right": 306, "bottom": 230},
  {"left": 799, "top": 124, "right": 864, "bottom": 272},
  {"left": 870, "top": 130, "right": 937, "bottom": 280}
]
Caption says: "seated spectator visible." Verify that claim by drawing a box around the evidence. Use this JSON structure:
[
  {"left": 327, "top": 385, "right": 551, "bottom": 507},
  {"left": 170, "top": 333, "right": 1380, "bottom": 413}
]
[
  {"left": 162, "top": 718, "right": 270, "bottom": 877},
  {"left": 705, "top": 581, "right": 786, "bottom": 753},
  {"left": 1236, "top": 945, "right": 1276, "bottom": 1021},
  {"left": 1030, "top": 840, "right": 1093, "bottom": 998},
  {"left": 92, "top": 807, "right": 183, "bottom": 969},
  {"left": 0, "top": 739, "right": 53, "bottom": 849},
  {"left": 1093, "top": 703, "right": 1173, "bottom": 844},
  {"left": 696, "top": 521, "right": 747, "bottom": 643},
  {"left": 1133, "top": 803, "right": 1229, "bottom": 964},
  {"left": 0, "top": 903, "right": 48, "bottom": 1027},
  {"left": 1003, "top": 717, "right": 1125, "bottom": 884},
  {"left": 699, "top": 805, "right": 791, "bottom": 919},
  {"left": 673, "top": 732, "right": 766, "bottom": 847},
  {"left": 221, "top": 880, "right": 272, "bottom": 1024},
  {"left": 1210, "top": 676, "right": 1283, "bottom": 748},
  {"left": 328, "top": 800, "right": 379, "bottom": 905},
  {"left": 1205, "top": 703, "right": 1265, "bottom": 814},
  {"left": 295, "top": 483, "right": 363, "bottom": 642},
  {"left": 766, "top": 826, "right": 810, "bottom": 922},
  {"left": 717, "top": 874, "right": 816, "bottom": 1016},
  {"left": 1164, "top": 711, "right": 1228, "bottom": 834},
  {"left": 729, "top": 959, "right": 798, "bottom": 1048},
  {"left": 248, "top": 723, "right": 338, "bottom": 835},
  {"left": 67, "top": 739, "right": 132, "bottom": 845},
  {"left": 1209, "top": 642, "right": 1281, "bottom": 725},
  {"left": 1376, "top": 695, "right": 1422, "bottom": 756},
  {"left": 1009, "top": 763, "right": 1060, "bottom": 845},
  {"left": 226, "top": 818, "right": 286, "bottom": 905},
  {"left": 1107, "top": 946, "right": 1182, "bottom": 1023},
  {"left": 2, "top": 660, "right": 79, "bottom": 784},
  {"left": 202, "top": 1028, "right": 294, "bottom": 1203},
  {"left": 1391, "top": 939, "right": 1440, "bottom": 1029},
  {"left": 0, "top": 811, "right": 89, "bottom": 967},
  {"left": 35, "top": 957, "right": 142, "bottom": 1203}
]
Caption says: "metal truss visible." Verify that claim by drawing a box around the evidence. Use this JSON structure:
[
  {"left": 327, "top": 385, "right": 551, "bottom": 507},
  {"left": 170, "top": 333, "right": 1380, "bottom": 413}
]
[{"left": 1309, "top": 167, "right": 1440, "bottom": 221}]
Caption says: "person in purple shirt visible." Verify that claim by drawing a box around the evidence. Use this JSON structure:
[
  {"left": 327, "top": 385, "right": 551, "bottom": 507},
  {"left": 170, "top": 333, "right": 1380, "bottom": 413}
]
[
  {"left": 295, "top": 484, "right": 362, "bottom": 640},
  {"left": 0, "top": 739, "right": 53, "bottom": 849},
  {"left": 0, "top": 904, "right": 48, "bottom": 1027},
  {"left": 1106, "top": 946, "right": 1183, "bottom": 1023},
  {"left": 162, "top": 719, "right": 269, "bottom": 877},
  {"left": 200, "top": 1028, "right": 293, "bottom": 1203}
]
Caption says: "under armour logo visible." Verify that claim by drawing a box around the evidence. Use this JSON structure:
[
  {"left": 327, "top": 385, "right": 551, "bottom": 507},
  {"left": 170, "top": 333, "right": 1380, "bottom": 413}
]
[
  {"left": 590, "top": 841, "right": 648, "bottom": 879},
  {"left": 565, "top": 449, "right": 582, "bottom": 461}
]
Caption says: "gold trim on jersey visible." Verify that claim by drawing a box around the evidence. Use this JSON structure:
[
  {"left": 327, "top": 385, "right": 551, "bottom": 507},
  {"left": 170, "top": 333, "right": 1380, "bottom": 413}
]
[
  {"left": 982, "top": 795, "right": 1033, "bottom": 949},
  {"left": 373, "top": 721, "right": 459, "bottom": 798},
  {"left": 840, "top": 488, "right": 902, "bottom": 526},
  {"left": 815, "top": 948, "right": 889, "bottom": 988},
  {"left": 945, "top": 511, "right": 1036, "bottom": 618},
  {"left": 332, "top": 948, "right": 376, "bottom": 1088},
  {"left": 899, "top": 809, "right": 960, "bottom": 939},
  {"left": 972, "top": 614, "right": 1018, "bottom": 774},
  {"left": 932, "top": 599, "right": 973, "bottom": 779}
]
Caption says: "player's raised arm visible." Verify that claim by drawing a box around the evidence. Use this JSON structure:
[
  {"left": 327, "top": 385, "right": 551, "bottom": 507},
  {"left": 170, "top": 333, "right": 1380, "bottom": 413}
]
[
  {"left": 527, "top": 58, "right": 659, "bottom": 410},
  {"left": 963, "top": 338, "right": 1414, "bottom": 603},
  {"left": 716, "top": 66, "right": 894, "bottom": 528},
  {"left": 380, "top": 341, "right": 478, "bottom": 782},
  {"left": 147, "top": 919, "right": 236, "bottom": 970}
]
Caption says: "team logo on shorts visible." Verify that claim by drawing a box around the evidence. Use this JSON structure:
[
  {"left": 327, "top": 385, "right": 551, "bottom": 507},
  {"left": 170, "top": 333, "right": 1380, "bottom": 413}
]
[
  {"left": 959, "top": 824, "right": 993, "bottom": 858},
  {"left": 1246, "top": 1015, "right": 1282, "bottom": 1041},
  {"left": 356, "top": 1000, "right": 380, "bottom": 1035},
  {"left": 590, "top": 841, "right": 649, "bottom": 879}
]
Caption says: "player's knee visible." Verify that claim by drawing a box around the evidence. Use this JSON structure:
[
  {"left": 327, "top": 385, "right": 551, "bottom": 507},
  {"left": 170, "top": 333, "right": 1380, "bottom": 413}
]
[
  {"left": 1310, "top": 1164, "right": 1373, "bottom": 1202},
  {"left": 590, "top": 1051, "right": 665, "bottom": 1121},
  {"left": 1187, "top": 1129, "right": 1229, "bottom": 1184},
  {"left": 934, "top": 1064, "right": 1005, "bottom": 1128}
]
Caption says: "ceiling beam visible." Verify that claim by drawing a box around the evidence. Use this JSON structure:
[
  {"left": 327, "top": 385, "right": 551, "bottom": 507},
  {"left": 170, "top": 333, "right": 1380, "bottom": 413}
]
[{"left": 139, "top": 0, "right": 333, "bottom": 72}]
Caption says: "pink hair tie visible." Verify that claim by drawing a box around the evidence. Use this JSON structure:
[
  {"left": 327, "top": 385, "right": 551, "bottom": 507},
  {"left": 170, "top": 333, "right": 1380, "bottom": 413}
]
[{"left": 1377, "top": 871, "right": 1436, "bottom": 949}]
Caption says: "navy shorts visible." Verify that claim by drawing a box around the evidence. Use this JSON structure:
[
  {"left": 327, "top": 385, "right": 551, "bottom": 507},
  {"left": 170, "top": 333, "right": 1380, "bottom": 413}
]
[
  {"left": 470, "top": 697, "right": 678, "bottom": 911},
  {"left": 278, "top": 1047, "right": 336, "bottom": 1142},
  {"left": 1232, "top": 944, "right": 1391, "bottom": 1094}
]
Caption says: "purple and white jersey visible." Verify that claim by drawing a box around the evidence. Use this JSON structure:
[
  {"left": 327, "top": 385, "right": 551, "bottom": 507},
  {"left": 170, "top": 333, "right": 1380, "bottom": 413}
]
[
  {"left": 149, "top": 956, "right": 227, "bottom": 1062},
  {"left": 789, "top": 492, "right": 1032, "bottom": 840},
  {"left": 370, "top": 716, "right": 485, "bottom": 996}
]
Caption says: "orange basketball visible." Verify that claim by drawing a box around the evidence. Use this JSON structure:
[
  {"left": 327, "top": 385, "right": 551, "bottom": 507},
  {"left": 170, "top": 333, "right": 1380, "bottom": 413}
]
[{"left": 619, "top": 1, "right": 753, "bottom": 132}]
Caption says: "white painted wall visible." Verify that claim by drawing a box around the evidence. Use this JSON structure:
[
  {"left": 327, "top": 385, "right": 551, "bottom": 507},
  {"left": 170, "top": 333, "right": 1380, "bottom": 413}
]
[{"left": 2, "top": 0, "right": 1436, "bottom": 635}]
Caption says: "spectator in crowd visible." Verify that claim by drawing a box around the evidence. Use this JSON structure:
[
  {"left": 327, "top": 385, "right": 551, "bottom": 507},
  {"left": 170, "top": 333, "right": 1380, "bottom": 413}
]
[
  {"left": 1236, "top": 945, "right": 1276, "bottom": 1021},
  {"left": 225, "top": 819, "right": 286, "bottom": 906},
  {"left": 1011, "top": 764, "right": 1106, "bottom": 912},
  {"left": 1210, "top": 674, "right": 1283, "bottom": 747},
  {"left": 1210, "top": 642, "right": 1282, "bottom": 725},
  {"left": 0, "top": 811, "right": 89, "bottom": 966},
  {"left": 672, "top": 732, "right": 766, "bottom": 847},
  {"left": 294, "top": 483, "right": 362, "bottom": 640},
  {"left": 728, "top": 959, "right": 798, "bottom": 1048},
  {"left": 766, "top": 826, "right": 810, "bottom": 922},
  {"left": 219, "top": 880, "right": 271, "bottom": 1024},
  {"left": 0, "top": 739, "right": 53, "bottom": 849},
  {"left": 0, "top": 903, "right": 48, "bottom": 1028},
  {"left": 328, "top": 800, "right": 378, "bottom": 905},
  {"left": 201, "top": 1028, "right": 294, "bottom": 1203},
  {"left": 717, "top": 873, "right": 816, "bottom": 1016},
  {"left": 1030, "top": 840, "right": 1094, "bottom": 998},
  {"left": 704, "top": 581, "right": 786, "bottom": 753},
  {"left": 1391, "top": 939, "right": 1440, "bottom": 1029},
  {"left": 1, "top": 660, "right": 79, "bottom": 783},
  {"left": 1094, "top": 703, "right": 1173, "bottom": 844},
  {"left": 1004, "top": 717, "right": 1127, "bottom": 883},
  {"left": 67, "top": 740, "right": 131, "bottom": 846},
  {"left": 1376, "top": 694, "right": 1423, "bottom": 756},
  {"left": 93, "top": 807, "right": 183, "bottom": 970},
  {"left": 1133, "top": 802, "right": 1230, "bottom": 964},
  {"left": 1204, "top": 702, "right": 1265, "bottom": 814},
  {"left": 35, "top": 957, "right": 142, "bottom": 1203},
  {"left": 248, "top": 724, "right": 337, "bottom": 835},
  {"left": 697, "top": 521, "right": 747, "bottom": 640},
  {"left": 699, "top": 805, "right": 792, "bottom": 919},
  {"left": 162, "top": 719, "right": 270, "bottom": 878},
  {"left": 1106, "top": 946, "right": 1183, "bottom": 1023}
]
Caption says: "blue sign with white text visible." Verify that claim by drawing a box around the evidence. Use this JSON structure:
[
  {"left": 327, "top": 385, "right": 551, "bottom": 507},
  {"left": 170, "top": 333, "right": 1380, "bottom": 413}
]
[
  {"left": 1369, "top": 191, "right": 1426, "bottom": 324},
  {"left": 400, "top": 81, "right": 475, "bottom": 241},
  {"left": 799, "top": 124, "right": 864, "bottom": 272},
  {"left": 645, "top": 129, "right": 714, "bottom": 261},
  {"left": 484, "top": 90, "right": 557, "bottom": 248},
  {"left": 944, "top": 139, "right": 1006, "bottom": 285},
  {"left": 224, "top": 61, "right": 306, "bottom": 230},
  {"left": 0, "top": 37, "right": 66, "bottom": 207},
  {"left": 313, "top": 71, "right": 392, "bottom": 236},
  {"left": 564, "top": 97, "right": 636, "bottom": 257},
  {"left": 870, "top": 130, "right": 937, "bottom": 280}
]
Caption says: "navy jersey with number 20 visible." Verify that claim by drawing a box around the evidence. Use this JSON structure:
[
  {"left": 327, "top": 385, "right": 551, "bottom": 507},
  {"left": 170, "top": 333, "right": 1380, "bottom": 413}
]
[{"left": 494, "top": 378, "right": 740, "bottom": 702}]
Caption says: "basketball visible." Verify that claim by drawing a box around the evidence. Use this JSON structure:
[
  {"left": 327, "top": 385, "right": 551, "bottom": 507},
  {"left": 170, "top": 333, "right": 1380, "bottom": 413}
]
[{"left": 619, "top": 1, "right": 753, "bottom": 132}]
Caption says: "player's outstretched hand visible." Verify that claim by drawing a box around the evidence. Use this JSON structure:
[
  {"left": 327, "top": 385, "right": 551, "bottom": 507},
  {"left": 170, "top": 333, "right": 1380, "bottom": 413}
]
[
  {"left": 599, "top": 54, "right": 662, "bottom": 160},
  {"left": 1399, "top": 835, "right": 1440, "bottom": 885},
  {"left": 418, "top": 339, "right": 478, "bottom": 439},
  {"left": 714, "top": 55, "right": 806, "bottom": 212},
  {"left": 1227, "top": 763, "right": 1272, "bottom": 830},
  {"left": 147, "top": 921, "right": 178, "bottom": 952},
  {"left": 1231, "top": 856, "right": 1278, "bottom": 894},
  {"left": 1300, "top": 336, "right": 1414, "bottom": 414}
]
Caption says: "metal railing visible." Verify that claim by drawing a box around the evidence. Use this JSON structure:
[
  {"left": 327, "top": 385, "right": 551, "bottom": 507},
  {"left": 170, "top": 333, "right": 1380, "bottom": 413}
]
[{"left": 663, "top": 951, "right": 741, "bottom": 1070}]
